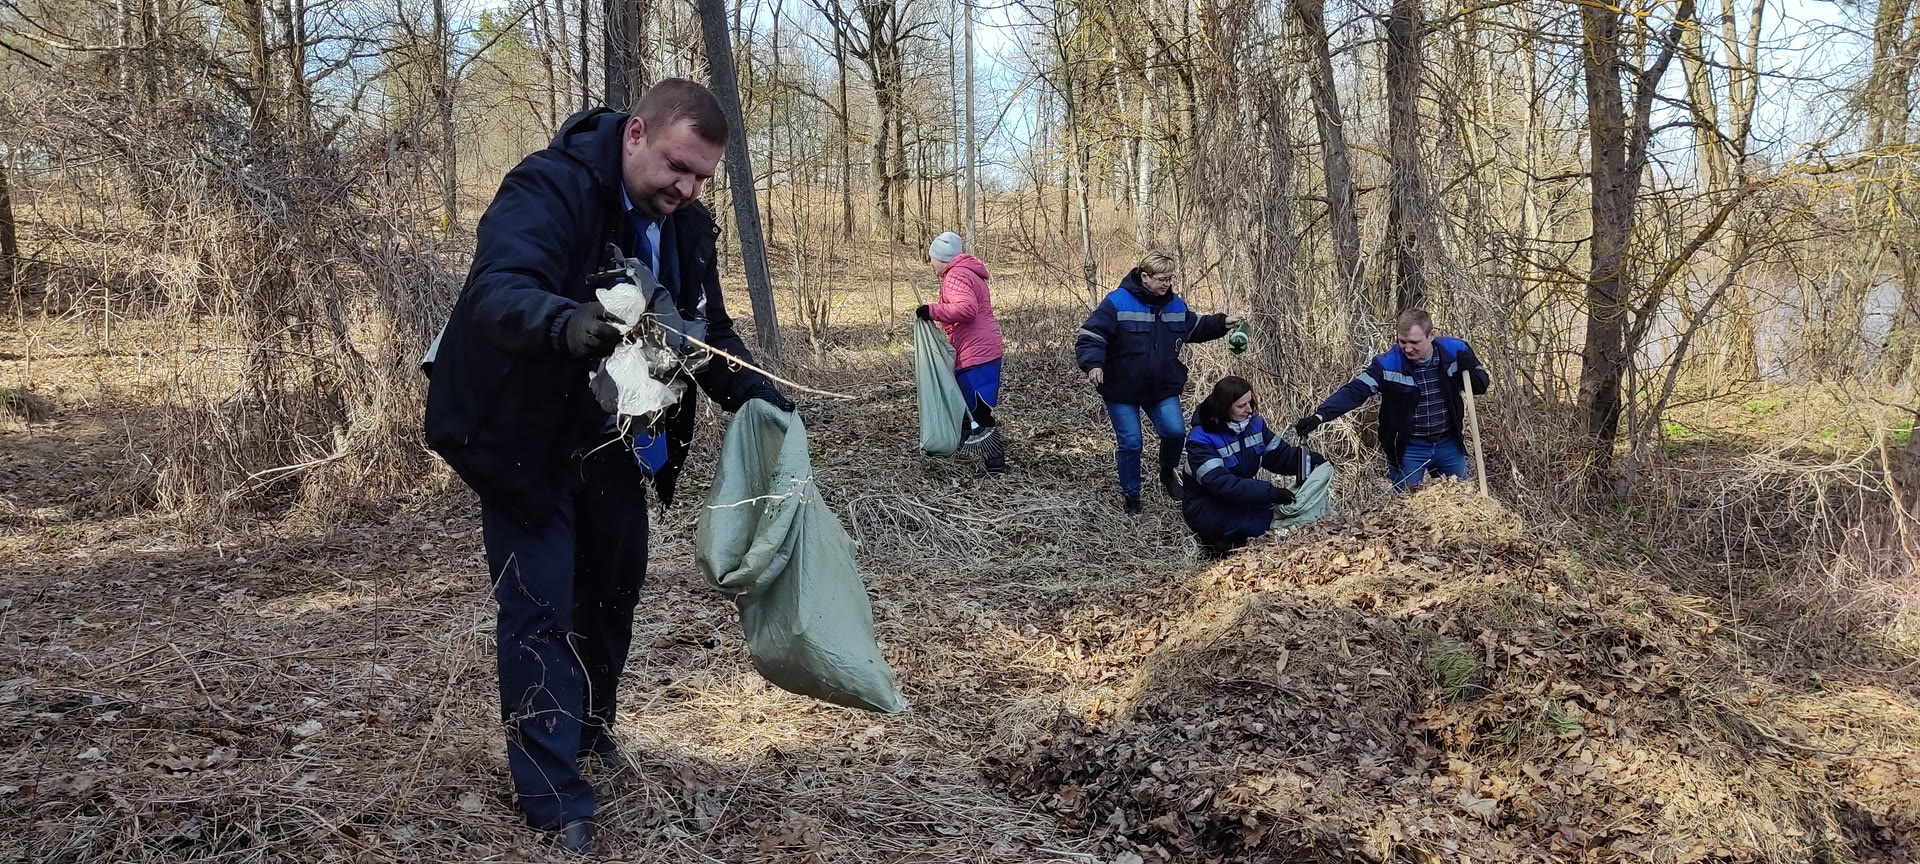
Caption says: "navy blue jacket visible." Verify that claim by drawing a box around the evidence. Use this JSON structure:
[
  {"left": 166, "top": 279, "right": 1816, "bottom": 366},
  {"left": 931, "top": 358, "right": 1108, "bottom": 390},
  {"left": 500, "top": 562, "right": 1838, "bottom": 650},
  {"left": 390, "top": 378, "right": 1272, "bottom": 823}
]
[
  {"left": 1180, "top": 415, "right": 1309, "bottom": 545},
  {"left": 1073, "top": 270, "right": 1229, "bottom": 405},
  {"left": 424, "top": 108, "right": 767, "bottom": 527},
  {"left": 1313, "top": 337, "right": 1489, "bottom": 466}
]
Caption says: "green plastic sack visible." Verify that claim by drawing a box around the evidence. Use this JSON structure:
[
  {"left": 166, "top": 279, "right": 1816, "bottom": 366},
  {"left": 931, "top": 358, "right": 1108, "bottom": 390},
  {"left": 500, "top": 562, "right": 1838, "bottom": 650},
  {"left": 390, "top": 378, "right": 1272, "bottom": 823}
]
[
  {"left": 913, "top": 318, "right": 968, "bottom": 455},
  {"left": 1273, "top": 461, "right": 1335, "bottom": 527},
  {"left": 695, "top": 400, "right": 908, "bottom": 713}
]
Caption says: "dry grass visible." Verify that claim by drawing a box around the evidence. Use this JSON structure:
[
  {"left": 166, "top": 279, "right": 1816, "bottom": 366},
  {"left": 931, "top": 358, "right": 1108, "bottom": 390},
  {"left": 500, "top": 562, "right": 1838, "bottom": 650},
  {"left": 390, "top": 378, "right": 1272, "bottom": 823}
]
[
  {"left": 0, "top": 296, "right": 1230, "bottom": 863},
  {"left": 1, "top": 387, "right": 52, "bottom": 428},
  {"left": 5, "top": 236, "right": 1918, "bottom": 863}
]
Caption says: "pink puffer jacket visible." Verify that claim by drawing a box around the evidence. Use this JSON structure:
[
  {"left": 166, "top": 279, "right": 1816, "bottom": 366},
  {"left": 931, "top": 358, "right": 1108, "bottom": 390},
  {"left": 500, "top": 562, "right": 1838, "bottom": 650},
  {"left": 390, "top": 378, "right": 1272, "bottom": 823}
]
[{"left": 927, "top": 254, "right": 1005, "bottom": 370}]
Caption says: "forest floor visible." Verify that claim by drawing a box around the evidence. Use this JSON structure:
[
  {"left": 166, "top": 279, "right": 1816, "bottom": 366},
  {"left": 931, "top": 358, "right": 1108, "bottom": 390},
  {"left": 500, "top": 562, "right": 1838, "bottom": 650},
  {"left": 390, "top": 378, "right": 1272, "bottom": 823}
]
[{"left": 3, "top": 270, "right": 1918, "bottom": 863}]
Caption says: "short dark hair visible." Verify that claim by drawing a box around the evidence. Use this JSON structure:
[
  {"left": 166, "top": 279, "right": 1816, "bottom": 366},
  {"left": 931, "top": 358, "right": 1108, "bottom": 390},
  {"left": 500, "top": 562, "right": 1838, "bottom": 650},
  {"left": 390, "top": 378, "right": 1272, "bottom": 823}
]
[
  {"left": 635, "top": 78, "right": 729, "bottom": 145},
  {"left": 1196, "top": 376, "right": 1258, "bottom": 434},
  {"left": 1396, "top": 308, "right": 1434, "bottom": 335}
]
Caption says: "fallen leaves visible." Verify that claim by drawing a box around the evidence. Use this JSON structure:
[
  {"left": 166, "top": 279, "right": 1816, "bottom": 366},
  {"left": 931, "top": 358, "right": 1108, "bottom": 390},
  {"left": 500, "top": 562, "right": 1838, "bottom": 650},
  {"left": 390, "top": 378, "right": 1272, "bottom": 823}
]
[{"left": 988, "top": 483, "right": 1913, "bottom": 863}]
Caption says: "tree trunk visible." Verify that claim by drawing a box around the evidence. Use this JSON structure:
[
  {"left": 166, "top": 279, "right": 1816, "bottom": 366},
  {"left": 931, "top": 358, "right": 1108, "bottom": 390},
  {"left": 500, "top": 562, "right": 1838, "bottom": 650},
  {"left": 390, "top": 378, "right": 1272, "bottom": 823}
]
[
  {"left": 553, "top": 0, "right": 574, "bottom": 113},
  {"left": 1255, "top": 80, "right": 1298, "bottom": 369},
  {"left": 115, "top": 0, "right": 134, "bottom": 98},
  {"left": 1135, "top": 67, "right": 1154, "bottom": 246},
  {"left": 834, "top": 24, "right": 854, "bottom": 237},
  {"left": 961, "top": 0, "right": 977, "bottom": 245},
  {"left": 539, "top": 0, "right": 561, "bottom": 129},
  {"left": 1064, "top": 72, "right": 1098, "bottom": 299},
  {"left": 1578, "top": 0, "right": 1697, "bottom": 467},
  {"left": 433, "top": 0, "right": 459, "bottom": 231},
  {"left": 578, "top": 0, "right": 592, "bottom": 108},
  {"left": 240, "top": 0, "right": 276, "bottom": 129},
  {"left": 1867, "top": 0, "right": 1917, "bottom": 149},
  {"left": 1384, "top": 0, "right": 1429, "bottom": 314},
  {"left": 870, "top": 76, "right": 893, "bottom": 238},
  {"left": 887, "top": 40, "right": 908, "bottom": 244},
  {"left": 1679, "top": 21, "right": 1725, "bottom": 190},
  {"left": 1578, "top": 3, "right": 1632, "bottom": 456},
  {"left": 605, "top": 0, "right": 637, "bottom": 109},
  {"left": 282, "top": 0, "right": 313, "bottom": 129},
  {"left": 0, "top": 159, "right": 17, "bottom": 317},
  {"left": 1293, "top": 0, "right": 1362, "bottom": 299},
  {"left": 696, "top": 0, "right": 783, "bottom": 360}
]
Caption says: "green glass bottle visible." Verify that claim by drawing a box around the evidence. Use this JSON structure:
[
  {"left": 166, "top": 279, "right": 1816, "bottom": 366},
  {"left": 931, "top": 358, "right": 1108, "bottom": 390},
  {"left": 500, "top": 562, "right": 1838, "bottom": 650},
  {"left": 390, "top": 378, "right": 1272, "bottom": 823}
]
[{"left": 1227, "top": 320, "right": 1250, "bottom": 354}]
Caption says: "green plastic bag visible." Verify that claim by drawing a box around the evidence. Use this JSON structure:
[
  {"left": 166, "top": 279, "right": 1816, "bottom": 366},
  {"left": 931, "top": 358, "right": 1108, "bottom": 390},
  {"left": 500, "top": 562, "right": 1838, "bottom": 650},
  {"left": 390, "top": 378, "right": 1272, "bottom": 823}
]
[
  {"left": 913, "top": 319, "right": 968, "bottom": 455},
  {"left": 1273, "top": 461, "right": 1335, "bottom": 527},
  {"left": 696, "top": 400, "right": 909, "bottom": 713}
]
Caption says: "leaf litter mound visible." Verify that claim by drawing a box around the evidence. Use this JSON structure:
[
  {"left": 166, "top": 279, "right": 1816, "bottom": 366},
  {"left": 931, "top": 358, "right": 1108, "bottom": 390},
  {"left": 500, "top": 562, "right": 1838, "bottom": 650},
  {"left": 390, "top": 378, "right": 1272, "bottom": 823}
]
[{"left": 990, "top": 482, "right": 1919, "bottom": 863}]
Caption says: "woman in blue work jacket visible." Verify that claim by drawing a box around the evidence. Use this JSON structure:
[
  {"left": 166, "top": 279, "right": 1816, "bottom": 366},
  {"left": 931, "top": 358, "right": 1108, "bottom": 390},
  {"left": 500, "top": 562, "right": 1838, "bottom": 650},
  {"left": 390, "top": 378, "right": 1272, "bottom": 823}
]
[
  {"left": 1181, "top": 376, "right": 1324, "bottom": 556},
  {"left": 1073, "top": 251, "right": 1239, "bottom": 515}
]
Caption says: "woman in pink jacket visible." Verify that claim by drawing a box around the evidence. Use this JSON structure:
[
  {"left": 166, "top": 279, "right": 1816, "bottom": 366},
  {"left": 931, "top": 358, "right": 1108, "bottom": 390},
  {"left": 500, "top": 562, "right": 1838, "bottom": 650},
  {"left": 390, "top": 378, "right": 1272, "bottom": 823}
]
[{"left": 916, "top": 231, "right": 1007, "bottom": 476}]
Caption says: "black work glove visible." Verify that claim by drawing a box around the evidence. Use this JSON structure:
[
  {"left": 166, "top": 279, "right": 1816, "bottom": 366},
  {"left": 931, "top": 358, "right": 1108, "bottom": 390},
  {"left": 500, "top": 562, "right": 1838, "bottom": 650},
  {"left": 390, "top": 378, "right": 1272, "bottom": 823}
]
[
  {"left": 1294, "top": 414, "right": 1324, "bottom": 438},
  {"left": 914, "top": 304, "right": 932, "bottom": 321},
  {"left": 1268, "top": 484, "right": 1296, "bottom": 505},
  {"left": 560, "top": 301, "right": 624, "bottom": 359},
  {"left": 745, "top": 381, "right": 794, "bottom": 412}
]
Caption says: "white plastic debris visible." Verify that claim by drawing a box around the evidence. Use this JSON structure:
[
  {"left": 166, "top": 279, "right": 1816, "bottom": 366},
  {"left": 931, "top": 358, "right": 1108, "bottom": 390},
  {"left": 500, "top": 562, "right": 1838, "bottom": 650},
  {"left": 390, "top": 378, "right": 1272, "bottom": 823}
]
[
  {"left": 599, "top": 342, "right": 684, "bottom": 417},
  {"left": 596, "top": 282, "right": 646, "bottom": 335}
]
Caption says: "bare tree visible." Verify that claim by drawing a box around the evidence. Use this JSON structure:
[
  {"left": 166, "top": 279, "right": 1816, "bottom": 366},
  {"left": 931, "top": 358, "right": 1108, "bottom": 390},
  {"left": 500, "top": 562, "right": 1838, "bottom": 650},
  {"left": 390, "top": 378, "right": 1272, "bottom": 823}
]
[
  {"left": 1577, "top": 0, "right": 1696, "bottom": 464},
  {"left": 605, "top": 0, "right": 645, "bottom": 108},
  {"left": 815, "top": 0, "right": 925, "bottom": 242},
  {"left": 0, "top": 158, "right": 16, "bottom": 315},
  {"left": 1383, "top": 0, "right": 1434, "bottom": 313},
  {"left": 961, "top": 0, "right": 977, "bottom": 245},
  {"left": 1293, "top": 0, "right": 1362, "bottom": 301},
  {"left": 698, "top": 0, "right": 783, "bottom": 360}
]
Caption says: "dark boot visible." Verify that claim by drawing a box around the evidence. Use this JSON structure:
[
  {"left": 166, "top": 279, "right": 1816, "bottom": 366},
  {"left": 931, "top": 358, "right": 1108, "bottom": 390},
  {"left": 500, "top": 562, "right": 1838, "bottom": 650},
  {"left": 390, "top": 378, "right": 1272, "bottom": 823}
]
[
  {"left": 1123, "top": 494, "right": 1143, "bottom": 516},
  {"left": 1157, "top": 436, "right": 1185, "bottom": 501},
  {"left": 973, "top": 448, "right": 1008, "bottom": 478},
  {"left": 558, "top": 819, "right": 597, "bottom": 855},
  {"left": 1160, "top": 467, "right": 1183, "bottom": 502}
]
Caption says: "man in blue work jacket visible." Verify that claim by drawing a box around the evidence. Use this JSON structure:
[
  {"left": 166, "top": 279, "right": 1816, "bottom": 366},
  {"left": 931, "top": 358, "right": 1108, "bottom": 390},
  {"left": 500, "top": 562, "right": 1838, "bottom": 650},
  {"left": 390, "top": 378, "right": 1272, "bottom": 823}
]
[
  {"left": 1295, "top": 309, "right": 1488, "bottom": 491},
  {"left": 423, "top": 79, "right": 790, "bottom": 853}
]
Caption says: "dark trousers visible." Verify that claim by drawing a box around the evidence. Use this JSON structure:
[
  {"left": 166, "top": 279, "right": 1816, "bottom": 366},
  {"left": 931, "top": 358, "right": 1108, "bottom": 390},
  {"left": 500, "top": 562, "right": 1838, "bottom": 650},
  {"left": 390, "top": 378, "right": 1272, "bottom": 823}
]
[{"left": 480, "top": 444, "right": 648, "bottom": 829}]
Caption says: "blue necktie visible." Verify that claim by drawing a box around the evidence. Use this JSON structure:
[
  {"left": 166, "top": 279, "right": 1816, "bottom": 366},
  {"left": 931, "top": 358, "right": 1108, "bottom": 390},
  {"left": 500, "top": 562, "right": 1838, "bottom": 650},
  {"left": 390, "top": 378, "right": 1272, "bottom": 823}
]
[
  {"left": 628, "top": 212, "right": 672, "bottom": 476},
  {"left": 633, "top": 213, "right": 657, "bottom": 274}
]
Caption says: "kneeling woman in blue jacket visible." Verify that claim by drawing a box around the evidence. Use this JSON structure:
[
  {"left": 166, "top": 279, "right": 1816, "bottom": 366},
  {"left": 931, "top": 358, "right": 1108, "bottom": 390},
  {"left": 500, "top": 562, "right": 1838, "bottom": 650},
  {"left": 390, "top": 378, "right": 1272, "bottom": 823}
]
[{"left": 1181, "top": 376, "right": 1326, "bottom": 555}]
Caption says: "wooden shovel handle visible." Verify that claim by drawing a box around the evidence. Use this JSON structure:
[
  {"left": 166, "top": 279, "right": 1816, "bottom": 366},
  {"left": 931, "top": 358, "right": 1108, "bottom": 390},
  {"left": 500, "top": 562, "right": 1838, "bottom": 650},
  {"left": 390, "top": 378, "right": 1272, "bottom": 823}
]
[{"left": 1461, "top": 370, "right": 1489, "bottom": 497}]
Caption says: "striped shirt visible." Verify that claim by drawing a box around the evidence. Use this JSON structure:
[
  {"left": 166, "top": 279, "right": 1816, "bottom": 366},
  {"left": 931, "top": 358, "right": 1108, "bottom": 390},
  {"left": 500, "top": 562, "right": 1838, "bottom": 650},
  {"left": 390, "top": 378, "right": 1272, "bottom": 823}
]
[{"left": 1409, "top": 353, "right": 1449, "bottom": 437}]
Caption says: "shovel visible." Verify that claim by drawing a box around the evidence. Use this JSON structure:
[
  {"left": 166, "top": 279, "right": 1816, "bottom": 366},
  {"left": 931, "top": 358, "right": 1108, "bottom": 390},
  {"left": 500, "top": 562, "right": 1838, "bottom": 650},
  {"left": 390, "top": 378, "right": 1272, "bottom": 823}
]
[{"left": 1460, "top": 370, "right": 1489, "bottom": 497}]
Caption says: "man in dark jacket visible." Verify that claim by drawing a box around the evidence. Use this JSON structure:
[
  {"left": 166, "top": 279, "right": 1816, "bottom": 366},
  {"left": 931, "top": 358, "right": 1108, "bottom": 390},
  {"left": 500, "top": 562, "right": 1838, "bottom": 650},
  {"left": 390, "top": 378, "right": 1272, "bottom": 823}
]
[
  {"left": 423, "top": 79, "right": 789, "bottom": 852},
  {"left": 1073, "top": 250, "right": 1239, "bottom": 514},
  {"left": 1294, "top": 309, "right": 1488, "bottom": 491}
]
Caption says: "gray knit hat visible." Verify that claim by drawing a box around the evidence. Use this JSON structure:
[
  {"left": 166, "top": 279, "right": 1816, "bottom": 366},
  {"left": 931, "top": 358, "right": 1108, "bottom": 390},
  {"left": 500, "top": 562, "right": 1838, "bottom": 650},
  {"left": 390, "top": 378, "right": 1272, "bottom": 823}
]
[{"left": 928, "top": 231, "right": 964, "bottom": 264}]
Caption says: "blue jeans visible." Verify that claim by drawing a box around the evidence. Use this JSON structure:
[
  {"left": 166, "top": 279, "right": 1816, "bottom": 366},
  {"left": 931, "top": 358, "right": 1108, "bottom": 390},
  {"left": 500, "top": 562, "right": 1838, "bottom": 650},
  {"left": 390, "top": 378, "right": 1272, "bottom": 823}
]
[
  {"left": 1105, "top": 396, "right": 1186, "bottom": 497},
  {"left": 1390, "top": 435, "right": 1469, "bottom": 491}
]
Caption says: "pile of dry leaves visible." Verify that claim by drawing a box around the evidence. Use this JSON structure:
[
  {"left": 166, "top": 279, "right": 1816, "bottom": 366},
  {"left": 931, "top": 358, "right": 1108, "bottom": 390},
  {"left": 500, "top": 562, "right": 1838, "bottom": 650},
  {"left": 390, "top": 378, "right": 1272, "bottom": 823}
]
[{"left": 989, "top": 483, "right": 1919, "bottom": 863}]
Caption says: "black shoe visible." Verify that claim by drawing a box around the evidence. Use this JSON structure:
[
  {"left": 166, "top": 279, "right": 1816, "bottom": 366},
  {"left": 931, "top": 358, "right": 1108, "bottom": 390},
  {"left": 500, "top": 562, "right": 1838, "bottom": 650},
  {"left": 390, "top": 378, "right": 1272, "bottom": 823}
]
[
  {"left": 970, "top": 466, "right": 1008, "bottom": 479},
  {"left": 558, "top": 819, "right": 596, "bottom": 855},
  {"left": 1160, "top": 470, "right": 1183, "bottom": 502},
  {"left": 1123, "top": 495, "right": 1142, "bottom": 516}
]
